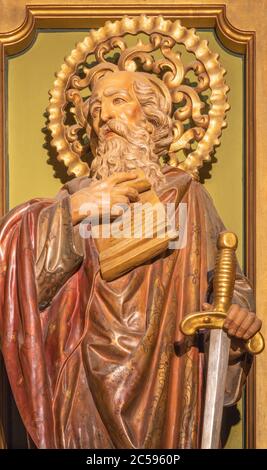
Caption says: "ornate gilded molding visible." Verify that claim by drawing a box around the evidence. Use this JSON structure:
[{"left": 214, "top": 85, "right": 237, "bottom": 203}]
[
  {"left": 0, "top": 4, "right": 254, "bottom": 55},
  {"left": 0, "top": 1, "right": 256, "bottom": 449}
]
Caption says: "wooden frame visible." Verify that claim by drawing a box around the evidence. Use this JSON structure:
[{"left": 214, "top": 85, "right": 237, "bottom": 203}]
[{"left": 0, "top": 0, "right": 265, "bottom": 448}]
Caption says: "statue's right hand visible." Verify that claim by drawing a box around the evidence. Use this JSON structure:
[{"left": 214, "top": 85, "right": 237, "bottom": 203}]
[{"left": 70, "top": 172, "right": 140, "bottom": 224}]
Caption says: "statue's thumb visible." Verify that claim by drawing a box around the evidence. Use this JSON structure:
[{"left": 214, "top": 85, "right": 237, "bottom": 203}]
[{"left": 202, "top": 302, "right": 213, "bottom": 311}]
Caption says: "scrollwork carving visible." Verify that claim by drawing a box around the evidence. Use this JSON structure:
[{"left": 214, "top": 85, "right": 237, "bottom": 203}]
[{"left": 47, "top": 15, "right": 229, "bottom": 179}]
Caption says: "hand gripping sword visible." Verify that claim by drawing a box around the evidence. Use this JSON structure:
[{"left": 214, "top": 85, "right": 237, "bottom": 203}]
[{"left": 180, "top": 231, "right": 264, "bottom": 449}]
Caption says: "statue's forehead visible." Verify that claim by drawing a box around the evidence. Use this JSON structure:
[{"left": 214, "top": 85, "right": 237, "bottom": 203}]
[
  {"left": 93, "top": 85, "right": 133, "bottom": 99},
  {"left": 92, "top": 72, "right": 136, "bottom": 95}
]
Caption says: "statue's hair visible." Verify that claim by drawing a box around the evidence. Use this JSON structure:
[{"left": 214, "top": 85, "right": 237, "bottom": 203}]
[{"left": 132, "top": 79, "right": 173, "bottom": 158}]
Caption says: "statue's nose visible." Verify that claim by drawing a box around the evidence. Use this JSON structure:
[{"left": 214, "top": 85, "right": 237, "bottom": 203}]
[{"left": 100, "top": 103, "right": 115, "bottom": 123}]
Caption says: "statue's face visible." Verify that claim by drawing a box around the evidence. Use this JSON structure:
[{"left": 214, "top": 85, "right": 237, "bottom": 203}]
[
  {"left": 88, "top": 70, "right": 168, "bottom": 187},
  {"left": 89, "top": 71, "right": 145, "bottom": 140}
]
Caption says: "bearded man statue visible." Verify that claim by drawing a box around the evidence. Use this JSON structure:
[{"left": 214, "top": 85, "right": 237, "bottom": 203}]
[{"left": 0, "top": 66, "right": 262, "bottom": 448}]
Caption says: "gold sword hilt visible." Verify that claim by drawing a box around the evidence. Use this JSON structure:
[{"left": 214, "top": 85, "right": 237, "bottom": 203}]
[{"left": 180, "top": 231, "right": 264, "bottom": 355}]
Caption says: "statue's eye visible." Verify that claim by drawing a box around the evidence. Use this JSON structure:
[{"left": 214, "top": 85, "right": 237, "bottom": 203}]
[{"left": 113, "top": 97, "right": 126, "bottom": 105}]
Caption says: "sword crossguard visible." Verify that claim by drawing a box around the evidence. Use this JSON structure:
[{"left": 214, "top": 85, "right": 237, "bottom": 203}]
[
  {"left": 180, "top": 231, "right": 265, "bottom": 355},
  {"left": 180, "top": 311, "right": 264, "bottom": 354}
]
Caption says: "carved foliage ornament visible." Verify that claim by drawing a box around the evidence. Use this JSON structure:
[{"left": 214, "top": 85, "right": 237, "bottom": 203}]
[{"left": 47, "top": 15, "right": 229, "bottom": 179}]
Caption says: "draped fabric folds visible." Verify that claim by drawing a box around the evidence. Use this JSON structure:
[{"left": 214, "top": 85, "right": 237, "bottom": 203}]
[{"left": 0, "top": 168, "right": 253, "bottom": 448}]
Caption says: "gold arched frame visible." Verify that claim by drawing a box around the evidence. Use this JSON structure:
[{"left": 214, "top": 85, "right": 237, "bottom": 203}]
[{"left": 1, "top": 0, "right": 266, "bottom": 449}]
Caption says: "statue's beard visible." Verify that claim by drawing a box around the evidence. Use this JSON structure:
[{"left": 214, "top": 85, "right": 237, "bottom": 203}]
[{"left": 90, "top": 119, "right": 165, "bottom": 188}]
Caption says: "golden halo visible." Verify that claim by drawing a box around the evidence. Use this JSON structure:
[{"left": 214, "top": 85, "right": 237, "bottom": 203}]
[{"left": 47, "top": 15, "right": 229, "bottom": 179}]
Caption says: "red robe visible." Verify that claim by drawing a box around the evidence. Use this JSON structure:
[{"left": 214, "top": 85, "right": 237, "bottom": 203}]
[{"left": 0, "top": 168, "right": 253, "bottom": 448}]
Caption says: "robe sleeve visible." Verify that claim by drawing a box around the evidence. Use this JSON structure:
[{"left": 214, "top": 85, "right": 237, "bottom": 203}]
[
  {"left": 35, "top": 176, "right": 93, "bottom": 310},
  {"left": 0, "top": 198, "right": 59, "bottom": 447},
  {"left": 223, "top": 271, "right": 254, "bottom": 406},
  {"left": 36, "top": 196, "right": 84, "bottom": 310},
  {"left": 198, "top": 183, "right": 255, "bottom": 406},
  {"left": 0, "top": 175, "right": 90, "bottom": 447}
]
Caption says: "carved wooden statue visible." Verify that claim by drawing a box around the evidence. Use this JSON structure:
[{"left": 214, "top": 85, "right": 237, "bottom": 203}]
[{"left": 0, "top": 16, "right": 263, "bottom": 448}]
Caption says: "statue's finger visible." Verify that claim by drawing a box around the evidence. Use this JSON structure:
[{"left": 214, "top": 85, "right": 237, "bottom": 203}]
[
  {"left": 225, "top": 307, "right": 248, "bottom": 335},
  {"left": 243, "top": 318, "right": 262, "bottom": 340},
  {"left": 109, "top": 172, "right": 137, "bottom": 185},
  {"left": 115, "top": 186, "right": 140, "bottom": 201},
  {"left": 223, "top": 304, "right": 241, "bottom": 328},
  {"left": 235, "top": 312, "right": 256, "bottom": 338},
  {"left": 202, "top": 302, "right": 213, "bottom": 311}
]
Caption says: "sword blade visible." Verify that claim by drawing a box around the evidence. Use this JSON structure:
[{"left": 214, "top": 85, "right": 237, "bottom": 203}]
[{"left": 201, "top": 329, "right": 231, "bottom": 448}]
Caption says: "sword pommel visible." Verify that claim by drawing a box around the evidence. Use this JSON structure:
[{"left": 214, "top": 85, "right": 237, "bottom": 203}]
[{"left": 217, "top": 232, "right": 238, "bottom": 250}]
